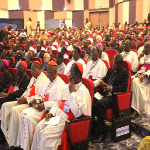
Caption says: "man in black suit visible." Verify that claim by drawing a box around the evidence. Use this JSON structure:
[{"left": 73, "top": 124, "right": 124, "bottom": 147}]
[
  {"left": 107, "top": 37, "right": 119, "bottom": 52},
  {"left": 34, "top": 44, "right": 44, "bottom": 61},
  {"left": 0, "top": 61, "right": 30, "bottom": 104},
  {"left": 92, "top": 54, "right": 129, "bottom": 142}
]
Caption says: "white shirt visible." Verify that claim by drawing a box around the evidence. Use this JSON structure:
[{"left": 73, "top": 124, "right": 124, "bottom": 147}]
[
  {"left": 101, "top": 52, "right": 110, "bottom": 64},
  {"left": 83, "top": 59, "right": 107, "bottom": 87},
  {"left": 22, "top": 72, "right": 48, "bottom": 103}
]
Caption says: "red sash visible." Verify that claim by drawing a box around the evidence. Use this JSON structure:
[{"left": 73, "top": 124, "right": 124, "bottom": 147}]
[
  {"left": 89, "top": 76, "right": 96, "bottom": 82},
  {"left": 43, "top": 95, "right": 49, "bottom": 102},
  {"left": 139, "top": 63, "right": 150, "bottom": 72},
  {"left": 7, "top": 85, "right": 15, "bottom": 94},
  {"left": 28, "top": 85, "right": 35, "bottom": 97},
  {"left": 59, "top": 100, "right": 75, "bottom": 150}
]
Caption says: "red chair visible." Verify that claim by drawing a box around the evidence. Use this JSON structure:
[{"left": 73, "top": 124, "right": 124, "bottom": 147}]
[
  {"left": 42, "top": 45, "right": 47, "bottom": 49},
  {"left": 9, "top": 68, "right": 17, "bottom": 76},
  {"left": 137, "top": 37, "right": 143, "bottom": 43},
  {"left": 26, "top": 69, "right": 32, "bottom": 78},
  {"left": 115, "top": 43, "right": 121, "bottom": 49},
  {"left": 81, "top": 50, "right": 86, "bottom": 55},
  {"left": 50, "top": 58, "right": 56, "bottom": 63},
  {"left": 32, "top": 57, "right": 42, "bottom": 64},
  {"left": 101, "top": 59, "right": 110, "bottom": 69},
  {"left": 140, "top": 41, "right": 144, "bottom": 47},
  {"left": 105, "top": 49, "right": 118, "bottom": 65},
  {"left": 22, "top": 41, "right": 27, "bottom": 46},
  {"left": 132, "top": 42, "right": 137, "bottom": 50},
  {"left": 8, "top": 57, "right": 15, "bottom": 64},
  {"left": 57, "top": 73, "right": 69, "bottom": 84},
  {"left": 41, "top": 50, "right": 47, "bottom": 53},
  {"left": 102, "top": 44, "right": 107, "bottom": 51},
  {"left": 105, "top": 60, "right": 132, "bottom": 121},
  {"left": 52, "top": 50, "right": 59, "bottom": 57},
  {"left": 64, "top": 58, "right": 71, "bottom": 65},
  {"left": 53, "top": 45, "right": 58, "bottom": 50},
  {"left": 82, "top": 59, "right": 88, "bottom": 64},
  {"left": 131, "top": 49, "right": 138, "bottom": 55},
  {"left": 22, "top": 57, "right": 26, "bottom": 61},
  {"left": 30, "top": 45, "right": 36, "bottom": 50},
  {"left": 66, "top": 50, "right": 72, "bottom": 56}
]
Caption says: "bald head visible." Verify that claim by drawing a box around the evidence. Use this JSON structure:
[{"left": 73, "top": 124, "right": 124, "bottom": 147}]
[
  {"left": 96, "top": 35, "right": 102, "bottom": 44},
  {"left": 43, "top": 53, "right": 51, "bottom": 64},
  {"left": 144, "top": 42, "right": 150, "bottom": 55}
]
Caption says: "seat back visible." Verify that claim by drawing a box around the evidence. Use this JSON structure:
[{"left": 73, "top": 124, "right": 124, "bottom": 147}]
[
  {"left": 115, "top": 43, "right": 121, "bottom": 48},
  {"left": 66, "top": 50, "right": 72, "bottom": 56},
  {"left": 52, "top": 50, "right": 59, "bottom": 57},
  {"left": 22, "top": 57, "right": 26, "bottom": 61},
  {"left": 82, "top": 59, "right": 88, "bottom": 65},
  {"left": 102, "top": 44, "right": 107, "bottom": 50},
  {"left": 26, "top": 69, "right": 32, "bottom": 78},
  {"left": 137, "top": 37, "right": 143, "bottom": 43},
  {"left": 9, "top": 68, "right": 17, "bottom": 76},
  {"left": 57, "top": 73, "right": 69, "bottom": 84},
  {"left": 105, "top": 49, "right": 118, "bottom": 64},
  {"left": 132, "top": 42, "right": 137, "bottom": 50},
  {"left": 64, "top": 58, "right": 71, "bottom": 65},
  {"left": 50, "top": 58, "right": 56, "bottom": 62},
  {"left": 101, "top": 59, "right": 110, "bottom": 69},
  {"left": 8, "top": 57, "right": 15, "bottom": 64},
  {"left": 32, "top": 57, "right": 42, "bottom": 64},
  {"left": 22, "top": 41, "right": 27, "bottom": 46}
]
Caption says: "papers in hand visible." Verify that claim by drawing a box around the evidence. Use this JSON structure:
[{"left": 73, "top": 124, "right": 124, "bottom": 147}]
[
  {"left": 94, "top": 92, "right": 103, "bottom": 100},
  {"left": 45, "top": 116, "right": 60, "bottom": 126}
]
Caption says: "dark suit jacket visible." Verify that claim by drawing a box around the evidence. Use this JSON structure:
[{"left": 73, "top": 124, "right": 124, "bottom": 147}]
[
  {"left": 133, "top": 40, "right": 141, "bottom": 50},
  {"left": 3, "top": 73, "right": 30, "bottom": 101},
  {"left": 107, "top": 45, "right": 119, "bottom": 52},
  {"left": 0, "top": 71, "right": 12, "bottom": 92},
  {"left": 100, "top": 67, "right": 129, "bottom": 95},
  {"left": 41, "top": 63, "right": 47, "bottom": 71}
]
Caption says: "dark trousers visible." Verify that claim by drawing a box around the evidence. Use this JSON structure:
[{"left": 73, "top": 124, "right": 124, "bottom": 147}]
[{"left": 92, "top": 96, "right": 113, "bottom": 135}]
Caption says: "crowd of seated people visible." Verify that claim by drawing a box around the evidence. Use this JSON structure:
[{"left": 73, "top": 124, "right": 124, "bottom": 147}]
[{"left": 0, "top": 21, "right": 149, "bottom": 150}]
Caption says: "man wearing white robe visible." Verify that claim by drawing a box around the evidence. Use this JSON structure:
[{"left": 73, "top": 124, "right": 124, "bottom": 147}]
[
  {"left": 0, "top": 61, "right": 48, "bottom": 148},
  {"left": 83, "top": 46, "right": 107, "bottom": 87},
  {"left": 31, "top": 62, "right": 91, "bottom": 150},
  {"left": 17, "top": 62, "right": 66, "bottom": 150},
  {"left": 131, "top": 42, "right": 150, "bottom": 114},
  {"left": 121, "top": 40, "right": 138, "bottom": 72},
  {"left": 64, "top": 46, "right": 86, "bottom": 74}
]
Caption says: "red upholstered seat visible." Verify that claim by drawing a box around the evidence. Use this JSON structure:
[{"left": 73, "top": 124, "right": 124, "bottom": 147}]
[
  {"left": 9, "top": 68, "right": 17, "bottom": 76},
  {"left": 105, "top": 49, "right": 118, "bottom": 65},
  {"left": 50, "top": 58, "right": 56, "bottom": 63},
  {"left": 66, "top": 50, "right": 72, "bottom": 56},
  {"left": 105, "top": 60, "right": 131, "bottom": 121},
  {"left": 81, "top": 50, "right": 86, "bottom": 55},
  {"left": 53, "top": 45, "right": 58, "bottom": 50},
  {"left": 57, "top": 73, "right": 69, "bottom": 84},
  {"left": 102, "top": 44, "right": 107, "bottom": 50},
  {"left": 64, "top": 58, "right": 71, "bottom": 65},
  {"left": 26, "top": 69, "right": 32, "bottom": 78},
  {"left": 115, "top": 43, "right": 121, "bottom": 48},
  {"left": 32, "top": 57, "right": 42, "bottom": 64},
  {"left": 132, "top": 42, "right": 137, "bottom": 50},
  {"left": 140, "top": 41, "right": 144, "bottom": 47},
  {"left": 52, "top": 50, "right": 59, "bottom": 57},
  {"left": 8, "top": 57, "right": 15, "bottom": 64},
  {"left": 22, "top": 41, "right": 27, "bottom": 46},
  {"left": 82, "top": 59, "right": 88, "bottom": 64},
  {"left": 22, "top": 57, "right": 26, "bottom": 61},
  {"left": 137, "top": 37, "right": 143, "bottom": 43},
  {"left": 101, "top": 59, "right": 110, "bottom": 69}
]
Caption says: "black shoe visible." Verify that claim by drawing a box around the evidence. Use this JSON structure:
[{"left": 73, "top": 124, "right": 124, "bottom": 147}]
[
  {"left": 9, "top": 146, "right": 22, "bottom": 150},
  {"left": 130, "top": 110, "right": 139, "bottom": 119},
  {"left": 0, "top": 131, "right": 6, "bottom": 145}
]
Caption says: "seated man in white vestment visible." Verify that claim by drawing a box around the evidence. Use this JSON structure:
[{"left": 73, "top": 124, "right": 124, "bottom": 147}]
[
  {"left": 0, "top": 61, "right": 48, "bottom": 149},
  {"left": 31, "top": 62, "right": 91, "bottom": 150},
  {"left": 121, "top": 40, "right": 138, "bottom": 72},
  {"left": 131, "top": 42, "right": 150, "bottom": 116},
  {"left": 17, "top": 61, "right": 66, "bottom": 150},
  {"left": 64, "top": 46, "right": 86, "bottom": 74},
  {"left": 83, "top": 46, "right": 107, "bottom": 87}
]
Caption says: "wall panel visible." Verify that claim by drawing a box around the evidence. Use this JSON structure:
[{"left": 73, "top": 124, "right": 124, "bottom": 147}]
[
  {"left": 136, "top": 0, "right": 143, "bottom": 23},
  {"left": 74, "top": 0, "right": 84, "bottom": 10},
  {"left": 118, "top": 2, "right": 123, "bottom": 24},
  {"left": 109, "top": 7, "right": 115, "bottom": 26},
  {"left": 129, "top": 0, "right": 136, "bottom": 24},
  {"left": 29, "top": 0, "right": 42, "bottom": 10},
  {"left": 42, "top": 0, "right": 52, "bottom": 10},
  {"left": 8, "top": 0, "right": 19, "bottom": 9},
  {"left": 89, "top": 0, "right": 95, "bottom": 9},
  {"left": 37, "top": 10, "right": 45, "bottom": 29},
  {"left": 122, "top": 1, "right": 129, "bottom": 25},
  {"left": 72, "top": 11, "right": 84, "bottom": 28},
  {"left": 9, "top": 10, "right": 24, "bottom": 19},
  {"left": 65, "top": 0, "right": 74, "bottom": 10},
  {"left": 0, "top": 0, "right": 8, "bottom": 9},
  {"left": 19, "top": 0, "right": 29, "bottom": 10}
]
